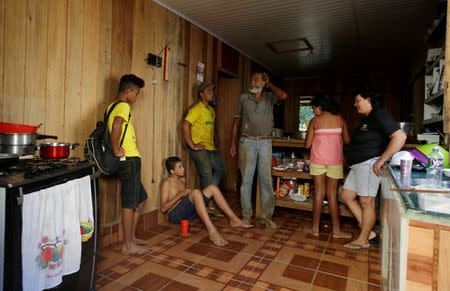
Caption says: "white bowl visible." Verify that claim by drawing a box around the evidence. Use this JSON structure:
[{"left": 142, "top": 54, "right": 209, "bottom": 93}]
[{"left": 443, "top": 168, "right": 450, "bottom": 178}]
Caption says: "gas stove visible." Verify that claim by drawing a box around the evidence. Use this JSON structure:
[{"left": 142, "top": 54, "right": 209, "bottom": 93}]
[
  {"left": 0, "top": 156, "right": 99, "bottom": 291},
  {"left": 0, "top": 157, "right": 97, "bottom": 188}
]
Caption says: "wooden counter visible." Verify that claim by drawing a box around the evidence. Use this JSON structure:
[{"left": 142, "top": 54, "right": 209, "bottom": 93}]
[{"left": 380, "top": 166, "right": 450, "bottom": 291}]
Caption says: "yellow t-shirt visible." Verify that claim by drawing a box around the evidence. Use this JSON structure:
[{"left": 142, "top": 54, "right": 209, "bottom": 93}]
[
  {"left": 107, "top": 102, "right": 140, "bottom": 157},
  {"left": 185, "top": 102, "right": 216, "bottom": 150}
]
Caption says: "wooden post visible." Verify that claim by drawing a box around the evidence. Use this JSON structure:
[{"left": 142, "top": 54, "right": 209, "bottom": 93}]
[{"left": 444, "top": 2, "right": 450, "bottom": 135}]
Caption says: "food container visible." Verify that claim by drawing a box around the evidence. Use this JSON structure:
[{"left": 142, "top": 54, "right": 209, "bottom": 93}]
[
  {"left": 418, "top": 192, "right": 450, "bottom": 215},
  {"left": 296, "top": 160, "right": 305, "bottom": 171},
  {"left": 272, "top": 157, "right": 278, "bottom": 167},
  {"left": 297, "top": 185, "right": 304, "bottom": 196},
  {"left": 38, "top": 142, "right": 79, "bottom": 159},
  {"left": 304, "top": 183, "right": 310, "bottom": 197}
]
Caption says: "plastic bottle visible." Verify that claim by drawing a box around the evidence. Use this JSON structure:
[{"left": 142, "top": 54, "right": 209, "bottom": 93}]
[{"left": 426, "top": 146, "right": 444, "bottom": 186}]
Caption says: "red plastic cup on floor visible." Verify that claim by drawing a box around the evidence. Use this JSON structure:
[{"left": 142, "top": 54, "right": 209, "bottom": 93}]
[{"left": 181, "top": 220, "right": 189, "bottom": 236}]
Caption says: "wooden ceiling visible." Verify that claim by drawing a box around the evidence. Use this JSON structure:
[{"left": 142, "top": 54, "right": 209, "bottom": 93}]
[{"left": 154, "top": 0, "right": 439, "bottom": 77}]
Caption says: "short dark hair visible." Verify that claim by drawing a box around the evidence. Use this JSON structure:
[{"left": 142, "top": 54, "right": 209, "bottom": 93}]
[
  {"left": 118, "top": 74, "right": 145, "bottom": 93},
  {"left": 165, "top": 156, "right": 182, "bottom": 173},
  {"left": 197, "top": 81, "right": 214, "bottom": 98},
  {"left": 311, "top": 94, "right": 340, "bottom": 115},
  {"left": 354, "top": 88, "right": 384, "bottom": 109}
]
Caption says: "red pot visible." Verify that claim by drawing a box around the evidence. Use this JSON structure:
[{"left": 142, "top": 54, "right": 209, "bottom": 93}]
[{"left": 39, "top": 142, "right": 79, "bottom": 159}]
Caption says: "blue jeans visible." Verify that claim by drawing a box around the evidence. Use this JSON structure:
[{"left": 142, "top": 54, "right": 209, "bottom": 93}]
[
  {"left": 188, "top": 149, "right": 226, "bottom": 189},
  {"left": 239, "top": 138, "right": 274, "bottom": 219}
]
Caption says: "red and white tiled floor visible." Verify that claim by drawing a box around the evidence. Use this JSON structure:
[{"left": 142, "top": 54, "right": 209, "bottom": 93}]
[{"left": 96, "top": 193, "right": 381, "bottom": 291}]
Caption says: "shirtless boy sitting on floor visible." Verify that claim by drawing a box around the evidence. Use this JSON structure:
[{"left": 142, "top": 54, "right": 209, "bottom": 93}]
[{"left": 160, "top": 156, "right": 253, "bottom": 246}]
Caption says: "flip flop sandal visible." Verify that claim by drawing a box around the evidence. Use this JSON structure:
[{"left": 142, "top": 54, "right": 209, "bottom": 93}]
[
  {"left": 344, "top": 243, "right": 370, "bottom": 252},
  {"left": 207, "top": 208, "right": 225, "bottom": 217},
  {"left": 369, "top": 236, "right": 380, "bottom": 247}
]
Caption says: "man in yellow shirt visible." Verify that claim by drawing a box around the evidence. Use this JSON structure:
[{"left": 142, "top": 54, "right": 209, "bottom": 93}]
[
  {"left": 109, "top": 74, "right": 148, "bottom": 255},
  {"left": 183, "top": 81, "right": 226, "bottom": 215}
]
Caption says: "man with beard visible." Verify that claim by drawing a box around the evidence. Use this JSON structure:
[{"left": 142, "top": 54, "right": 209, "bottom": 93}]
[{"left": 230, "top": 72, "right": 288, "bottom": 228}]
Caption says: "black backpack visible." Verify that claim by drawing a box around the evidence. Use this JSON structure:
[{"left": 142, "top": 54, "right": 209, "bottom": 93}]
[{"left": 84, "top": 101, "right": 130, "bottom": 175}]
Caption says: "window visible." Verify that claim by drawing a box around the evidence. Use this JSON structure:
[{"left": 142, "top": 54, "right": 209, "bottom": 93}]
[{"left": 298, "top": 96, "right": 315, "bottom": 132}]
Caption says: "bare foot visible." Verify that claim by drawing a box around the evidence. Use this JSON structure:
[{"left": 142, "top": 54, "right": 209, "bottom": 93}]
[
  {"left": 332, "top": 231, "right": 353, "bottom": 239},
  {"left": 134, "top": 238, "right": 147, "bottom": 245},
  {"left": 121, "top": 244, "right": 150, "bottom": 256},
  {"left": 209, "top": 231, "right": 228, "bottom": 246},
  {"left": 368, "top": 231, "right": 377, "bottom": 240},
  {"left": 230, "top": 218, "right": 254, "bottom": 228},
  {"left": 304, "top": 228, "right": 320, "bottom": 237}
]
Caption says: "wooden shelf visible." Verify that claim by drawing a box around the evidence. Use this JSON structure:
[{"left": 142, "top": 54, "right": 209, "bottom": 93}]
[
  {"left": 272, "top": 138, "right": 306, "bottom": 148},
  {"left": 424, "top": 12, "right": 447, "bottom": 43},
  {"left": 272, "top": 169, "right": 312, "bottom": 179},
  {"left": 255, "top": 137, "right": 354, "bottom": 219},
  {"left": 275, "top": 197, "right": 354, "bottom": 217},
  {"left": 424, "top": 89, "right": 444, "bottom": 104},
  {"left": 423, "top": 115, "right": 444, "bottom": 125}
]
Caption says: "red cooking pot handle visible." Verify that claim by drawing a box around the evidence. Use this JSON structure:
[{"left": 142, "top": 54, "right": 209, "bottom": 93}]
[{"left": 36, "top": 134, "right": 58, "bottom": 140}]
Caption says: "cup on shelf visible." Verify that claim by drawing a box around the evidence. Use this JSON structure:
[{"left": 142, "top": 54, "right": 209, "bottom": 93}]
[
  {"left": 400, "top": 159, "right": 413, "bottom": 177},
  {"left": 296, "top": 160, "right": 304, "bottom": 171}
]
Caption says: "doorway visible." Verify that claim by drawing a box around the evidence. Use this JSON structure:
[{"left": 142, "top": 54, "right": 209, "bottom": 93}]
[{"left": 215, "top": 73, "right": 240, "bottom": 192}]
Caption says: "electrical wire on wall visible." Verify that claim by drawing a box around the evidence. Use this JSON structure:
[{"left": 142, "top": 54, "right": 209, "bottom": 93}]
[
  {"left": 147, "top": 64, "right": 156, "bottom": 184},
  {"left": 145, "top": 40, "right": 176, "bottom": 185},
  {"left": 143, "top": 61, "right": 155, "bottom": 183}
]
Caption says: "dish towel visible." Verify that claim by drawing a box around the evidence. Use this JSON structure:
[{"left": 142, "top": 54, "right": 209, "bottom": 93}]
[
  {"left": 78, "top": 175, "right": 94, "bottom": 243},
  {"left": 21, "top": 175, "right": 93, "bottom": 291}
]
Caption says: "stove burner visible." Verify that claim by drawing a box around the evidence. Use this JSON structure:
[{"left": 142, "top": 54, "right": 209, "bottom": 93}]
[
  {"left": 1, "top": 156, "right": 91, "bottom": 179},
  {"left": 24, "top": 163, "right": 69, "bottom": 179}
]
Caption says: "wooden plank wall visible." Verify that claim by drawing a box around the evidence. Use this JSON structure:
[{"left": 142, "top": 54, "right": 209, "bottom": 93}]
[{"left": 0, "top": 0, "right": 248, "bottom": 226}]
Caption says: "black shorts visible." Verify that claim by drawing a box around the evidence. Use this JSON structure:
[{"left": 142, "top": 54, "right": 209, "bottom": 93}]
[
  {"left": 167, "top": 193, "right": 210, "bottom": 224},
  {"left": 118, "top": 157, "right": 148, "bottom": 208}
]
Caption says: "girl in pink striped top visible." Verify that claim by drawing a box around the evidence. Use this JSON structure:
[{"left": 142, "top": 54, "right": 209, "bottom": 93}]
[{"left": 305, "top": 95, "right": 352, "bottom": 239}]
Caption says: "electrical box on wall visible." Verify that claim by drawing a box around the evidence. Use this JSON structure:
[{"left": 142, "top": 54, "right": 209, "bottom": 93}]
[{"left": 145, "top": 53, "right": 162, "bottom": 67}]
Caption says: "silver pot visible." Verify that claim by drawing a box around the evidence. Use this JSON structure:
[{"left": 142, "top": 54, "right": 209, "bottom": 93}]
[
  {"left": 0, "top": 133, "right": 58, "bottom": 155},
  {"left": 0, "top": 133, "right": 37, "bottom": 145},
  {"left": 0, "top": 144, "right": 35, "bottom": 155}
]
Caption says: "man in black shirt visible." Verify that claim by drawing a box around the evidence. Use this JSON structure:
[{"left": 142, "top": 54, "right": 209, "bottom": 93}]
[{"left": 342, "top": 91, "right": 406, "bottom": 250}]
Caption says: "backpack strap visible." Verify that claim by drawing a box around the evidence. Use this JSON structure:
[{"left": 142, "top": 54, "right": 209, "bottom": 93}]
[
  {"left": 105, "top": 101, "right": 131, "bottom": 147},
  {"left": 120, "top": 113, "right": 131, "bottom": 147}
]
